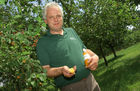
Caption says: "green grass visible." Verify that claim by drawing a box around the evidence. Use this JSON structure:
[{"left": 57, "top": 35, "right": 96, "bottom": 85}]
[{"left": 92, "top": 42, "right": 140, "bottom": 91}]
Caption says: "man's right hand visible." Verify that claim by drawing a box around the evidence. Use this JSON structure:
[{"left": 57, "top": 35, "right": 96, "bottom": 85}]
[
  {"left": 62, "top": 66, "right": 76, "bottom": 78},
  {"left": 42, "top": 65, "right": 76, "bottom": 78}
]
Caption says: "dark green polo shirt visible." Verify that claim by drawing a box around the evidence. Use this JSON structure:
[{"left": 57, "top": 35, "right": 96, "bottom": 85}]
[{"left": 36, "top": 28, "right": 90, "bottom": 87}]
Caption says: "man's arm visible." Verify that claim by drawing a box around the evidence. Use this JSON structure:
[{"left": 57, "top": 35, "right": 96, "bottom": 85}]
[
  {"left": 42, "top": 65, "right": 76, "bottom": 78},
  {"left": 86, "top": 49, "right": 99, "bottom": 71}
]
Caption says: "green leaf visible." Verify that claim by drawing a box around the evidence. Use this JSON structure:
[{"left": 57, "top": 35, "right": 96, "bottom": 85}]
[
  {"left": 28, "top": 24, "right": 33, "bottom": 30},
  {"left": 35, "top": 17, "right": 42, "bottom": 23},
  {"left": 0, "top": 0, "right": 5, "bottom": 5},
  {"left": 22, "top": 51, "right": 31, "bottom": 55},
  {"left": 31, "top": 73, "right": 36, "bottom": 78},
  {"left": 31, "top": 81, "right": 35, "bottom": 87},
  {"left": 14, "top": 15, "right": 22, "bottom": 19},
  {"left": 39, "top": 76, "right": 44, "bottom": 81}
]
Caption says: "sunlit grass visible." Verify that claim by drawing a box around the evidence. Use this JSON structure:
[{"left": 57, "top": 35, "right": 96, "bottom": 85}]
[{"left": 93, "top": 42, "right": 140, "bottom": 91}]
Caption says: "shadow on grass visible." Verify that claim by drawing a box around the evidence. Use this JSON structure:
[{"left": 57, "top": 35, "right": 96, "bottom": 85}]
[
  {"left": 107, "top": 54, "right": 124, "bottom": 64},
  {"left": 94, "top": 54, "right": 140, "bottom": 91},
  {"left": 98, "top": 54, "right": 124, "bottom": 71}
]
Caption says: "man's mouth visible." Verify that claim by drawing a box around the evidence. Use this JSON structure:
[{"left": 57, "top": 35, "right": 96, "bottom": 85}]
[{"left": 54, "top": 23, "right": 59, "bottom": 26}]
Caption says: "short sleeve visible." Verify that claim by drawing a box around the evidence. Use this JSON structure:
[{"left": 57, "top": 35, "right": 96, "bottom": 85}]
[{"left": 36, "top": 39, "right": 50, "bottom": 66}]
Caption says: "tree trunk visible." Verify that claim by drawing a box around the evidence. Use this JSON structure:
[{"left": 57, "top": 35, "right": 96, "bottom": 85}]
[
  {"left": 99, "top": 44, "right": 108, "bottom": 66},
  {"left": 109, "top": 44, "right": 117, "bottom": 58}
]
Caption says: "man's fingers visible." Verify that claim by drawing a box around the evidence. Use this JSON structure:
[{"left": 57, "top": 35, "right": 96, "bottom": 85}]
[
  {"left": 90, "top": 63, "right": 98, "bottom": 71},
  {"left": 62, "top": 66, "right": 76, "bottom": 78},
  {"left": 86, "top": 59, "right": 93, "bottom": 68},
  {"left": 85, "top": 57, "right": 98, "bottom": 71},
  {"left": 64, "top": 70, "right": 75, "bottom": 77},
  {"left": 62, "top": 66, "right": 70, "bottom": 74},
  {"left": 73, "top": 66, "right": 77, "bottom": 71}
]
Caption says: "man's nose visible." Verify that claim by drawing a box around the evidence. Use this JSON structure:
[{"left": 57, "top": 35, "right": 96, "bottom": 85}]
[{"left": 54, "top": 17, "right": 58, "bottom": 22}]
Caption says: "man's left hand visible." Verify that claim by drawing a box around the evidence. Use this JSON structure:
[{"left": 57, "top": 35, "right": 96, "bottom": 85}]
[{"left": 86, "top": 55, "right": 99, "bottom": 71}]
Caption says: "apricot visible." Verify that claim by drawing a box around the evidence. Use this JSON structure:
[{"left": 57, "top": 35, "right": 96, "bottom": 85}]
[
  {"left": 69, "top": 68, "right": 75, "bottom": 74},
  {"left": 85, "top": 59, "right": 89, "bottom": 66}
]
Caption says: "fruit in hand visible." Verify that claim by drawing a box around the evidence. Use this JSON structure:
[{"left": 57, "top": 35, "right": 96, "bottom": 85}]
[
  {"left": 69, "top": 68, "right": 75, "bottom": 74},
  {"left": 83, "top": 49, "right": 90, "bottom": 67},
  {"left": 85, "top": 59, "right": 89, "bottom": 66}
]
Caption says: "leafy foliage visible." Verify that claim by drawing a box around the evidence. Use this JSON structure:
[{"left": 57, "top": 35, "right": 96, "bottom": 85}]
[
  {"left": 0, "top": 0, "right": 140, "bottom": 90},
  {"left": 0, "top": 0, "right": 57, "bottom": 90},
  {"left": 0, "top": 17, "right": 57, "bottom": 90}
]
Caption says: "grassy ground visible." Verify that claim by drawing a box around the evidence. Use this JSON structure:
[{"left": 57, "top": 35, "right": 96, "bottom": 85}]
[{"left": 92, "top": 42, "right": 140, "bottom": 91}]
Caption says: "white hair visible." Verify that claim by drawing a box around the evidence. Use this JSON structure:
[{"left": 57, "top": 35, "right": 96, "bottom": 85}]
[{"left": 43, "top": 2, "right": 63, "bottom": 20}]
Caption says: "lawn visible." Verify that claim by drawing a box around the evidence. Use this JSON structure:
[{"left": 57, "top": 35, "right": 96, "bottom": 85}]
[{"left": 93, "top": 42, "right": 140, "bottom": 91}]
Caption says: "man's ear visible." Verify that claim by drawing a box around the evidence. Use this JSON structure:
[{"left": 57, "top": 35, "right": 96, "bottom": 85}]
[{"left": 44, "top": 19, "right": 47, "bottom": 24}]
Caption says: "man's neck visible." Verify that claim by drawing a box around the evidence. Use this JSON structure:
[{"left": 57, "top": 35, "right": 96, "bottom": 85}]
[{"left": 50, "top": 29, "right": 64, "bottom": 35}]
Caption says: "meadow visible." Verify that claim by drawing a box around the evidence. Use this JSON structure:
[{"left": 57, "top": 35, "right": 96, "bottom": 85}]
[{"left": 93, "top": 42, "right": 140, "bottom": 91}]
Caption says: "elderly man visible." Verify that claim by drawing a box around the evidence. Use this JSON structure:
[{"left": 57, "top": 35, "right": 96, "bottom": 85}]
[{"left": 36, "top": 2, "right": 100, "bottom": 91}]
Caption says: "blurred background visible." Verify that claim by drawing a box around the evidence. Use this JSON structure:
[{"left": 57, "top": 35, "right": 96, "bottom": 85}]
[{"left": 0, "top": 0, "right": 140, "bottom": 91}]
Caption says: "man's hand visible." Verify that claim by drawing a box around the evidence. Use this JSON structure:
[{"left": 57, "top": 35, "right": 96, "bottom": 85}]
[
  {"left": 85, "top": 49, "right": 99, "bottom": 71},
  {"left": 42, "top": 65, "right": 76, "bottom": 78},
  {"left": 86, "top": 56, "right": 99, "bottom": 71},
  {"left": 62, "top": 66, "right": 76, "bottom": 78}
]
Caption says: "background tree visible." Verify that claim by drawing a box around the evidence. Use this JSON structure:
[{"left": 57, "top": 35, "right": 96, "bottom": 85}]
[
  {"left": 67, "top": 0, "right": 139, "bottom": 66},
  {"left": 116, "top": 0, "right": 140, "bottom": 5}
]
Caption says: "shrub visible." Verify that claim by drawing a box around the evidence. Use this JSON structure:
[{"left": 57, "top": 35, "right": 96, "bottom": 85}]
[{"left": 0, "top": 22, "right": 57, "bottom": 91}]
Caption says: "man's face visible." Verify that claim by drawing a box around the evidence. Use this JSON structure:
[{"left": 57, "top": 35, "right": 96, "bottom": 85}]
[{"left": 45, "top": 6, "right": 63, "bottom": 32}]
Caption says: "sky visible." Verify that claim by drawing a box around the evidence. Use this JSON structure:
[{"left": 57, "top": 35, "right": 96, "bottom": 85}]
[{"left": 136, "top": 5, "right": 140, "bottom": 10}]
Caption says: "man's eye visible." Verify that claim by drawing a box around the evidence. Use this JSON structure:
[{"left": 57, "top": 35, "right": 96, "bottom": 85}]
[
  {"left": 57, "top": 15, "right": 61, "bottom": 18},
  {"left": 49, "top": 17, "right": 53, "bottom": 19}
]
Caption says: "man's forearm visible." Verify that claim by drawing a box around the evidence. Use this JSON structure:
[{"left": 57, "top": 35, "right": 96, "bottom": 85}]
[
  {"left": 43, "top": 65, "right": 63, "bottom": 78},
  {"left": 86, "top": 49, "right": 96, "bottom": 56},
  {"left": 86, "top": 49, "right": 99, "bottom": 61}
]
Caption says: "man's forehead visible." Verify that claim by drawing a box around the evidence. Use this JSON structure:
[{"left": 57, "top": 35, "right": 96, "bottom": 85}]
[
  {"left": 47, "top": 6, "right": 60, "bottom": 11},
  {"left": 47, "top": 7, "right": 62, "bottom": 15}
]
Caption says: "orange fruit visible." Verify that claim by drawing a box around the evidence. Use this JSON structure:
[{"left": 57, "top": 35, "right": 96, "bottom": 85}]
[
  {"left": 22, "top": 60, "right": 26, "bottom": 63},
  {"left": 85, "top": 59, "right": 89, "bottom": 66},
  {"left": 0, "top": 32, "right": 3, "bottom": 35},
  {"left": 17, "top": 76, "right": 20, "bottom": 79},
  {"left": 10, "top": 41, "right": 15, "bottom": 46},
  {"left": 69, "top": 68, "right": 75, "bottom": 74},
  {"left": 34, "top": 39, "right": 38, "bottom": 43},
  {"left": 39, "top": 82, "right": 42, "bottom": 86}
]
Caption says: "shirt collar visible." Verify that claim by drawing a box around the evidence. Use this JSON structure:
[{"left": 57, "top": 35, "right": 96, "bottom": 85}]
[{"left": 46, "top": 27, "right": 67, "bottom": 37}]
